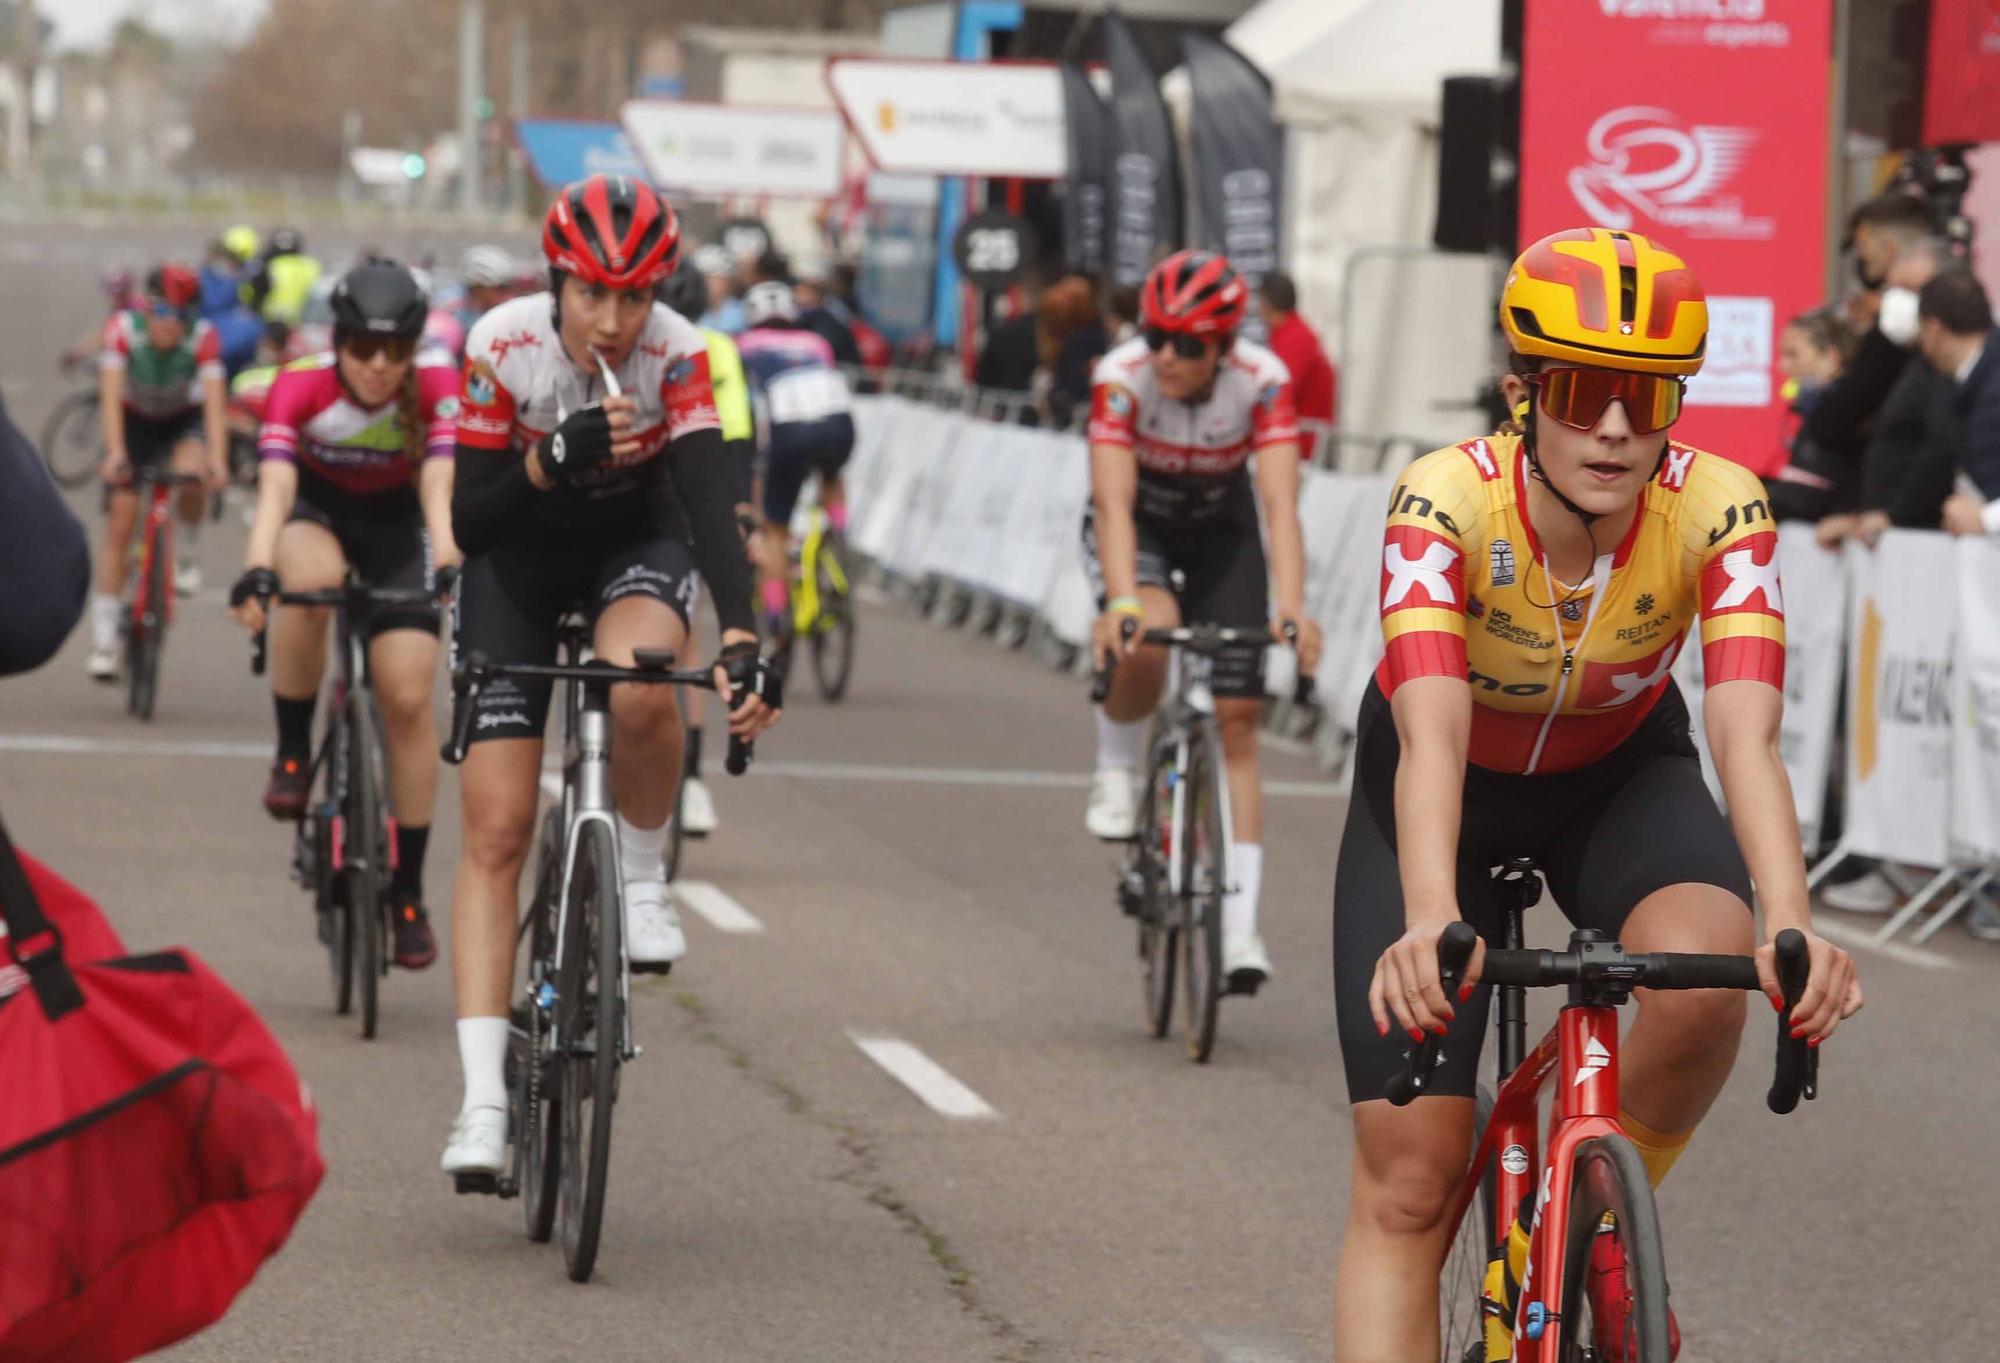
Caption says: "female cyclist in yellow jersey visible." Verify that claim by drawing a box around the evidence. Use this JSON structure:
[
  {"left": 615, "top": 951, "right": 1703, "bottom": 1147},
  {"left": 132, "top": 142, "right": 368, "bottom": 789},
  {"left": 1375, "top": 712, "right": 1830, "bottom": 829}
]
[{"left": 1330, "top": 229, "right": 1864, "bottom": 1361}]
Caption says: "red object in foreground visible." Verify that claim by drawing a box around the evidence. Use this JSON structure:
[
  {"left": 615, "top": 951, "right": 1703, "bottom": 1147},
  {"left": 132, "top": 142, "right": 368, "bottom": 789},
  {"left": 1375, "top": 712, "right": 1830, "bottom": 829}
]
[
  {"left": 1924, "top": 0, "right": 2000, "bottom": 145},
  {"left": 0, "top": 826, "right": 323, "bottom": 1363}
]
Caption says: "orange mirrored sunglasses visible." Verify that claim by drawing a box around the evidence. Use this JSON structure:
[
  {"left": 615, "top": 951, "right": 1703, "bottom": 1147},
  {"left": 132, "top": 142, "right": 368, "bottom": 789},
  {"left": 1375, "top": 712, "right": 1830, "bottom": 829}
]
[{"left": 1531, "top": 368, "right": 1685, "bottom": 436}]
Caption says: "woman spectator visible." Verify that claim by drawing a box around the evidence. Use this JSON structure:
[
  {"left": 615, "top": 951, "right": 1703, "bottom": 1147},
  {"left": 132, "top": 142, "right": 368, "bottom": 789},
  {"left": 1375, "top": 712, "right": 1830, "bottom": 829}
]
[
  {"left": 1768, "top": 308, "right": 1856, "bottom": 522},
  {"left": 1037, "top": 275, "right": 1109, "bottom": 430}
]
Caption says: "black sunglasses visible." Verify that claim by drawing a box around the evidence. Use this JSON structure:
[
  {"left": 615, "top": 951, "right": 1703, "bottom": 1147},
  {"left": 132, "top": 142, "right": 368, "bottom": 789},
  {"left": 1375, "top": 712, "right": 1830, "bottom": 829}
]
[
  {"left": 343, "top": 336, "right": 416, "bottom": 364},
  {"left": 1143, "top": 327, "right": 1214, "bottom": 360}
]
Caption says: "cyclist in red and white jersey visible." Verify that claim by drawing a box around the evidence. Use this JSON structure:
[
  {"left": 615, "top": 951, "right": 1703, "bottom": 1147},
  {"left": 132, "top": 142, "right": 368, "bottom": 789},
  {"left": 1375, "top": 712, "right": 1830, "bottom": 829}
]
[
  {"left": 440, "top": 175, "right": 779, "bottom": 1181},
  {"left": 1084, "top": 249, "right": 1323, "bottom": 992},
  {"left": 228, "top": 259, "right": 460, "bottom": 970}
]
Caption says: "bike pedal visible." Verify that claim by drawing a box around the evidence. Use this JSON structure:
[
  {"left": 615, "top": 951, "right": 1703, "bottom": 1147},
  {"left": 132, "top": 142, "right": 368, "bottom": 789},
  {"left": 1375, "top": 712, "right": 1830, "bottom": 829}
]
[{"left": 452, "top": 1172, "right": 500, "bottom": 1196}]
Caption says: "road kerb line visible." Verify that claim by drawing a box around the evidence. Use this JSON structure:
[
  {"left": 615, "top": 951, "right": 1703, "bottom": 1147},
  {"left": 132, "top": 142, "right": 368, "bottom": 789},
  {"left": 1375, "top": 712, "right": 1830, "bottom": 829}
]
[
  {"left": 1812, "top": 917, "right": 1957, "bottom": 971},
  {"left": 847, "top": 1032, "right": 998, "bottom": 1120},
  {"left": 672, "top": 879, "right": 765, "bottom": 934}
]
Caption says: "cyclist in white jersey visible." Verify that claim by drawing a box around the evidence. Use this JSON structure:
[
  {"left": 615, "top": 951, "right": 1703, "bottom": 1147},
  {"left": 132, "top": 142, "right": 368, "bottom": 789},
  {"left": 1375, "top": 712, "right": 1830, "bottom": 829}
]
[
  {"left": 1084, "top": 250, "right": 1323, "bottom": 993},
  {"left": 440, "top": 175, "right": 780, "bottom": 1181}
]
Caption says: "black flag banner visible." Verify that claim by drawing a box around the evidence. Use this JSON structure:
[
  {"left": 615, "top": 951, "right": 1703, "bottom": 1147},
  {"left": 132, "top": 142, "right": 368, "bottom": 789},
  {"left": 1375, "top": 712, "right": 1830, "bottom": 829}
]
[
  {"left": 1181, "top": 31, "right": 1284, "bottom": 286},
  {"left": 1105, "top": 12, "right": 1181, "bottom": 287},
  {"left": 1059, "top": 63, "right": 1109, "bottom": 276}
]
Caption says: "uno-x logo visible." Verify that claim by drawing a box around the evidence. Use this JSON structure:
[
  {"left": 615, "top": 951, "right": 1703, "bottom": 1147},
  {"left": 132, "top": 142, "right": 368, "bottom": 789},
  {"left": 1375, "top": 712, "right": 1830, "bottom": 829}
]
[
  {"left": 1659, "top": 446, "right": 1696, "bottom": 491},
  {"left": 1594, "top": 641, "right": 1679, "bottom": 708},
  {"left": 1713, "top": 545, "right": 1782, "bottom": 611},
  {"left": 1382, "top": 540, "right": 1459, "bottom": 609},
  {"left": 1572, "top": 1034, "right": 1612, "bottom": 1087},
  {"left": 1567, "top": 107, "right": 1765, "bottom": 237}
]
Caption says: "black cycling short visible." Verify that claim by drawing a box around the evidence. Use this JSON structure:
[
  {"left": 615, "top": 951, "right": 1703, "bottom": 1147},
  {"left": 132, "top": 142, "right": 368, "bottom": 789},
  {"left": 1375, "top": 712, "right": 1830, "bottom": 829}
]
[
  {"left": 1332, "top": 678, "right": 1751, "bottom": 1104},
  {"left": 122, "top": 408, "right": 202, "bottom": 469},
  {"left": 1081, "top": 495, "right": 1269, "bottom": 700},
  {"left": 287, "top": 470, "right": 438, "bottom": 637},
  {"left": 762, "top": 415, "right": 855, "bottom": 525},
  {"left": 452, "top": 518, "right": 700, "bottom": 745}
]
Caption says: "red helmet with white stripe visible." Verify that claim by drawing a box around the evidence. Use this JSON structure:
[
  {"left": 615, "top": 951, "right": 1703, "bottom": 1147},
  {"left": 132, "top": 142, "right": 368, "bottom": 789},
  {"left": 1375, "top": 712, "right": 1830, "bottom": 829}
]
[
  {"left": 1140, "top": 250, "right": 1248, "bottom": 337},
  {"left": 541, "top": 174, "right": 681, "bottom": 292}
]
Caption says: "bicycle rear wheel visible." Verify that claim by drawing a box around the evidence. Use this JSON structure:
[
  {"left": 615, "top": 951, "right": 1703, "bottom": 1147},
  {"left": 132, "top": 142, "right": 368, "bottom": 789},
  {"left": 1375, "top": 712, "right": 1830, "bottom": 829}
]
[
  {"left": 1180, "top": 728, "right": 1226, "bottom": 1064},
  {"left": 558, "top": 818, "right": 623, "bottom": 1282},
  {"left": 127, "top": 540, "right": 168, "bottom": 721},
  {"left": 1437, "top": 1087, "right": 1497, "bottom": 1363},
  {"left": 1136, "top": 729, "right": 1177, "bottom": 1039},
  {"left": 519, "top": 804, "right": 566, "bottom": 1244},
  {"left": 809, "top": 544, "right": 857, "bottom": 702},
  {"left": 314, "top": 809, "right": 354, "bottom": 1015},
  {"left": 1556, "top": 1135, "right": 1671, "bottom": 1363},
  {"left": 347, "top": 690, "right": 391, "bottom": 1041},
  {"left": 39, "top": 391, "right": 101, "bottom": 488}
]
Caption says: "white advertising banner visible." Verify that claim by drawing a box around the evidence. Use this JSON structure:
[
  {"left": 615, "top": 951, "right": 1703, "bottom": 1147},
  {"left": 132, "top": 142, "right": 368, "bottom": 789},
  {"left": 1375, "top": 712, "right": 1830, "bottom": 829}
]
[
  {"left": 1950, "top": 538, "right": 2000, "bottom": 863},
  {"left": 991, "top": 430, "right": 1089, "bottom": 609},
  {"left": 1773, "top": 523, "right": 1846, "bottom": 847},
  {"left": 1839, "top": 532, "right": 1958, "bottom": 867},
  {"left": 621, "top": 100, "right": 845, "bottom": 199},
  {"left": 827, "top": 59, "right": 1066, "bottom": 179},
  {"left": 1303, "top": 474, "right": 1395, "bottom": 735}
]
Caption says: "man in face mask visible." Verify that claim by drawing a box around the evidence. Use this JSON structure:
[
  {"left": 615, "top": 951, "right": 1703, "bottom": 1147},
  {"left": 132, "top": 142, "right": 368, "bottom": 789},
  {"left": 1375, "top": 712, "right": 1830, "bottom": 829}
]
[
  {"left": 1846, "top": 192, "right": 1941, "bottom": 327},
  {"left": 1809, "top": 233, "right": 1950, "bottom": 547}
]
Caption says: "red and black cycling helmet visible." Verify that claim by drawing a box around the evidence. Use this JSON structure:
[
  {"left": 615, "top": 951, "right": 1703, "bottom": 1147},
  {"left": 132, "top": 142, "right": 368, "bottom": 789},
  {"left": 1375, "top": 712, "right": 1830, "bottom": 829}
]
[
  {"left": 542, "top": 174, "right": 681, "bottom": 292},
  {"left": 145, "top": 263, "right": 200, "bottom": 314},
  {"left": 1140, "top": 249, "right": 1248, "bottom": 338}
]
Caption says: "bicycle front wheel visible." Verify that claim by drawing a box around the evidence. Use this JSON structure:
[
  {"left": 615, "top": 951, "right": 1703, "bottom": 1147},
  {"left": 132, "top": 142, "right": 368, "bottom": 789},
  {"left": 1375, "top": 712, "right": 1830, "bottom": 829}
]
[
  {"left": 39, "top": 391, "right": 101, "bottom": 488},
  {"left": 558, "top": 818, "right": 623, "bottom": 1283},
  {"left": 520, "top": 805, "right": 566, "bottom": 1243},
  {"left": 1136, "top": 728, "right": 1177, "bottom": 1039},
  {"left": 1437, "top": 1086, "right": 1497, "bottom": 1363},
  {"left": 1556, "top": 1135, "right": 1672, "bottom": 1363},
  {"left": 348, "top": 691, "right": 391, "bottom": 1041},
  {"left": 1180, "top": 728, "right": 1226, "bottom": 1064}
]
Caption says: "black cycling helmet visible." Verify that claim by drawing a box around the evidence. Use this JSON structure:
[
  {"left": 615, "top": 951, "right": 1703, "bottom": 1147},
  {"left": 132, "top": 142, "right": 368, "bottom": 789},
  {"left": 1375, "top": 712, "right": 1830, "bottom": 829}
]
[
  {"left": 330, "top": 258, "right": 427, "bottom": 343},
  {"left": 268, "top": 227, "right": 305, "bottom": 256},
  {"left": 656, "top": 257, "right": 707, "bottom": 321}
]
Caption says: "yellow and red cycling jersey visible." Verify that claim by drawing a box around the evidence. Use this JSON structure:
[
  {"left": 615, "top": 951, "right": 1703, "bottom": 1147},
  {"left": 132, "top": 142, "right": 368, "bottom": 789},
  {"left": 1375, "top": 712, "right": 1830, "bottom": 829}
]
[{"left": 1376, "top": 434, "right": 1784, "bottom": 774}]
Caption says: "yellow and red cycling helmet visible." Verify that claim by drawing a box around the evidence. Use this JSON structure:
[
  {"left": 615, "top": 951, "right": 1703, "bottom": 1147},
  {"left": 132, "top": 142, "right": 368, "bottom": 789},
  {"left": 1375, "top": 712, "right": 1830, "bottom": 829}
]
[{"left": 1501, "top": 227, "right": 1707, "bottom": 377}]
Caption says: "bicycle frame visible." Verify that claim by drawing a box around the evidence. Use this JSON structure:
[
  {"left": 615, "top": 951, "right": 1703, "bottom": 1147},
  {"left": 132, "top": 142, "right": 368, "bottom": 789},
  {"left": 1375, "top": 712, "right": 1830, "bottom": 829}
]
[
  {"left": 1155, "top": 648, "right": 1232, "bottom": 901},
  {"left": 131, "top": 481, "right": 179, "bottom": 631},
  {"left": 792, "top": 492, "right": 849, "bottom": 635},
  {"left": 1450, "top": 1003, "right": 1623, "bottom": 1360}
]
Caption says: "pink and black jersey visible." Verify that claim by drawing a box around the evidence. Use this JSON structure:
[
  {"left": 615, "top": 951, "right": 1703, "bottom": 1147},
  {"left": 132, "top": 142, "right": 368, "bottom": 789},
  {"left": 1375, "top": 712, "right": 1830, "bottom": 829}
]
[
  {"left": 256, "top": 353, "right": 456, "bottom": 497},
  {"left": 1087, "top": 336, "right": 1298, "bottom": 526},
  {"left": 456, "top": 293, "right": 720, "bottom": 533}
]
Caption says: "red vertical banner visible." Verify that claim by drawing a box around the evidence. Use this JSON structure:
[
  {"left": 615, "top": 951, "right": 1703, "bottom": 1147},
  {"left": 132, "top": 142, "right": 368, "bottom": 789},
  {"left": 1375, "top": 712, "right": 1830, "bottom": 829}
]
[
  {"left": 1519, "top": 3, "right": 1833, "bottom": 471},
  {"left": 1925, "top": 0, "right": 2000, "bottom": 145}
]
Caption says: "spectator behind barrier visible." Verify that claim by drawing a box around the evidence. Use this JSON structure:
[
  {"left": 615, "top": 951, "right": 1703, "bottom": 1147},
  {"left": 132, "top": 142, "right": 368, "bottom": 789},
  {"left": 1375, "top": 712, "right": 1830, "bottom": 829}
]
[
  {"left": 1037, "top": 275, "right": 1109, "bottom": 430},
  {"left": 1768, "top": 308, "right": 1855, "bottom": 523},
  {"left": 1106, "top": 284, "right": 1141, "bottom": 346},
  {"left": 1918, "top": 270, "right": 2000, "bottom": 538},
  {"left": 1816, "top": 237, "right": 1951, "bottom": 548},
  {"left": 1803, "top": 199, "right": 1945, "bottom": 516},
  {"left": 976, "top": 288, "right": 1042, "bottom": 403},
  {"left": 0, "top": 388, "right": 91, "bottom": 675},
  {"left": 1258, "top": 271, "right": 1337, "bottom": 446}
]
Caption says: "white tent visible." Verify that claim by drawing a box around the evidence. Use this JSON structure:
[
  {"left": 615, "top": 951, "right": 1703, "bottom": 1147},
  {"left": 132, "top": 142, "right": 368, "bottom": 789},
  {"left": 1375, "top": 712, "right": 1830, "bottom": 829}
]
[{"left": 1226, "top": 0, "right": 1503, "bottom": 455}]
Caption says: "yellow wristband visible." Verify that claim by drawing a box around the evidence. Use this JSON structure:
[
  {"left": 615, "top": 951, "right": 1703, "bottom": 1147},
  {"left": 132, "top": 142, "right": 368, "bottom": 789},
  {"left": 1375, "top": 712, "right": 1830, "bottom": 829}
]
[{"left": 1108, "top": 596, "right": 1144, "bottom": 618}]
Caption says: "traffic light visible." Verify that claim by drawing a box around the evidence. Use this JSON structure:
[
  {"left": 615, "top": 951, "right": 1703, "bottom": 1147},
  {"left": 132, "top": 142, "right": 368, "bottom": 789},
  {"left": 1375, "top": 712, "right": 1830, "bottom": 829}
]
[
  {"left": 475, "top": 97, "right": 495, "bottom": 121},
  {"left": 403, "top": 153, "right": 427, "bottom": 180}
]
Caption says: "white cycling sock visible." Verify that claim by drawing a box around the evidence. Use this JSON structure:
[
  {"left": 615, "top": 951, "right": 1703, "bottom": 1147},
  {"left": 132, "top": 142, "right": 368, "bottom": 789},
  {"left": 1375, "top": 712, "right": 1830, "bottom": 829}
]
[
  {"left": 90, "top": 593, "right": 121, "bottom": 650},
  {"left": 1095, "top": 709, "right": 1145, "bottom": 771},
  {"left": 456, "top": 1015, "right": 509, "bottom": 1116},
  {"left": 1224, "top": 843, "right": 1264, "bottom": 940},
  {"left": 617, "top": 811, "right": 667, "bottom": 888},
  {"left": 178, "top": 518, "right": 202, "bottom": 557}
]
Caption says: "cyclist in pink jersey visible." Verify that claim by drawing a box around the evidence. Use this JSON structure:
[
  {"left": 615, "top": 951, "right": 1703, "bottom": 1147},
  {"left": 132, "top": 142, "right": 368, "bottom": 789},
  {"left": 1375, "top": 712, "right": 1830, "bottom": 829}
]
[{"left": 228, "top": 259, "right": 461, "bottom": 970}]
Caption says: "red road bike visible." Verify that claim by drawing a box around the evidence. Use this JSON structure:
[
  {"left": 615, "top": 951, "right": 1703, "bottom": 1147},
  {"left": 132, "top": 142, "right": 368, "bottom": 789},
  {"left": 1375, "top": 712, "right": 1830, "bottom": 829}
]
[
  {"left": 120, "top": 468, "right": 206, "bottom": 722},
  {"left": 1392, "top": 858, "right": 1818, "bottom": 1362}
]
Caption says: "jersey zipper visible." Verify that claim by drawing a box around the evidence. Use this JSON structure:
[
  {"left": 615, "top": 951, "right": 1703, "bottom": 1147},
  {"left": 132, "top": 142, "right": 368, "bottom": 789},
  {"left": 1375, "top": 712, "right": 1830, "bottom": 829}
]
[{"left": 1524, "top": 552, "right": 1611, "bottom": 775}]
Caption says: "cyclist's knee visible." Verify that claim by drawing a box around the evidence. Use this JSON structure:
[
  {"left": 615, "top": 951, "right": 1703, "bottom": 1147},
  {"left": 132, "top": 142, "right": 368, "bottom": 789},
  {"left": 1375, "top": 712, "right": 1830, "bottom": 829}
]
[
  {"left": 371, "top": 663, "right": 434, "bottom": 728},
  {"left": 461, "top": 803, "right": 533, "bottom": 874},
  {"left": 1216, "top": 702, "right": 1261, "bottom": 751},
  {"left": 1637, "top": 984, "right": 1746, "bottom": 1055},
  {"left": 1350, "top": 1146, "right": 1461, "bottom": 1237},
  {"left": 610, "top": 680, "right": 680, "bottom": 737}
]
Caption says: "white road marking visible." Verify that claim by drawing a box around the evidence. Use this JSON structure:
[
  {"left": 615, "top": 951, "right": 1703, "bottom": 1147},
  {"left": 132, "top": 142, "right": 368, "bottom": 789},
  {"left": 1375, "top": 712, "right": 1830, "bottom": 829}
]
[
  {"left": 848, "top": 1032, "right": 998, "bottom": 1120},
  {"left": 672, "top": 879, "right": 765, "bottom": 934},
  {"left": 0, "top": 735, "right": 1341, "bottom": 798},
  {"left": 1812, "top": 917, "right": 1957, "bottom": 971}
]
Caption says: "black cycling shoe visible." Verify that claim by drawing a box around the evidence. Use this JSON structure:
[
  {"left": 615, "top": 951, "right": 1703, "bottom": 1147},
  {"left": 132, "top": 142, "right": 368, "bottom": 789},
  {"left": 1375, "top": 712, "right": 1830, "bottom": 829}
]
[
  {"left": 391, "top": 898, "right": 438, "bottom": 970},
  {"left": 263, "top": 754, "right": 310, "bottom": 820}
]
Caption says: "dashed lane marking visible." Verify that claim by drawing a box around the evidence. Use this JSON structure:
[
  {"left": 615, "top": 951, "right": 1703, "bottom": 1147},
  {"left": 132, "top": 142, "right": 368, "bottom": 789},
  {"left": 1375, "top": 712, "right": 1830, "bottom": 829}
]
[
  {"left": 1812, "top": 916, "right": 1957, "bottom": 971},
  {"left": 848, "top": 1032, "right": 998, "bottom": 1120},
  {"left": 672, "top": 879, "right": 765, "bottom": 934}
]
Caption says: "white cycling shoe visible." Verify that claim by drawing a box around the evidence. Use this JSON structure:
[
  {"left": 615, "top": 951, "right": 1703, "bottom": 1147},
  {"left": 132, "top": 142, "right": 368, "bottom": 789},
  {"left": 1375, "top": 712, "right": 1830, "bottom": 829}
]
[
  {"left": 625, "top": 881, "right": 686, "bottom": 973},
  {"left": 1085, "top": 766, "right": 1139, "bottom": 840},
  {"left": 86, "top": 644, "right": 119, "bottom": 683},
  {"left": 1223, "top": 930, "right": 1272, "bottom": 996},
  {"left": 174, "top": 559, "right": 203, "bottom": 597},
  {"left": 680, "top": 776, "right": 717, "bottom": 838},
  {"left": 440, "top": 1105, "right": 507, "bottom": 1185}
]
